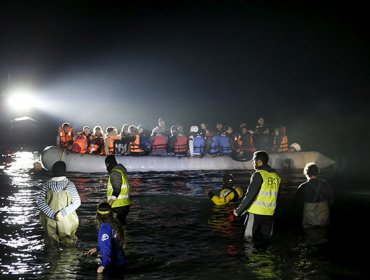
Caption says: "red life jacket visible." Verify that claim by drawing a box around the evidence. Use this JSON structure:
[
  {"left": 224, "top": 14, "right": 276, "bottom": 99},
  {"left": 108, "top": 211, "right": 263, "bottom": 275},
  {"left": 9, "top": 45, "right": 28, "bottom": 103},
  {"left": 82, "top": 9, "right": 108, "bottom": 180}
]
[
  {"left": 151, "top": 134, "right": 168, "bottom": 151},
  {"left": 174, "top": 134, "right": 188, "bottom": 154}
]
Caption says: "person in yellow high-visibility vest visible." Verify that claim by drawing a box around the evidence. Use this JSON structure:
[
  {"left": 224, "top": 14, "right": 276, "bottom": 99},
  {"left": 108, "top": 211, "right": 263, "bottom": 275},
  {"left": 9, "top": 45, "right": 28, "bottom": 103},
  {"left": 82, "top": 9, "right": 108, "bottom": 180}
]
[
  {"left": 233, "top": 151, "right": 281, "bottom": 242},
  {"left": 105, "top": 155, "right": 130, "bottom": 225}
]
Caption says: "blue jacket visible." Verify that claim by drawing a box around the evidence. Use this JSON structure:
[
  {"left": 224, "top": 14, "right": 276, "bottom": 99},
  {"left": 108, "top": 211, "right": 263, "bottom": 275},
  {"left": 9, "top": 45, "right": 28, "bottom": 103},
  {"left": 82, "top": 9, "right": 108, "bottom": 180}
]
[{"left": 97, "top": 222, "right": 126, "bottom": 267}]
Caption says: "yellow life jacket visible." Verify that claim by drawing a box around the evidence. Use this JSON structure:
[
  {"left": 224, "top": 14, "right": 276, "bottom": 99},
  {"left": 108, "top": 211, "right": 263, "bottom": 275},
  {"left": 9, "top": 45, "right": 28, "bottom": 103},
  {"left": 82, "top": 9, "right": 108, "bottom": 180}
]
[
  {"left": 247, "top": 169, "right": 281, "bottom": 216},
  {"left": 107, "top": 166, "right": 130, "bottom": 208},
  {"left": 211, "top": 186, "right": 244, "bottom": 206}
]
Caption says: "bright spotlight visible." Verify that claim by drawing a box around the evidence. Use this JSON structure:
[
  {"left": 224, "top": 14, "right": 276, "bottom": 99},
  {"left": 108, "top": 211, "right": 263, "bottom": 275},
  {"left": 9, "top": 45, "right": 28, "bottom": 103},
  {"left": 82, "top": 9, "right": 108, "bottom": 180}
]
[{"left": 7, "top": 89, "right": 36, "bottom": 112}]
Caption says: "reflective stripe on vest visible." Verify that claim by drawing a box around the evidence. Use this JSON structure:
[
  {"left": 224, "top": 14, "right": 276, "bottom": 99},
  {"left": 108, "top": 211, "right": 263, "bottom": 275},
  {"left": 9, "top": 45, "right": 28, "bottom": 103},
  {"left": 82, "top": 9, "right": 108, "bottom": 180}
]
[
  {"left": 107, "top": 167, "right": 130, "bottom": 208},
  {"left": 247, "top": 169, "right": 281, "bottom": 216}
]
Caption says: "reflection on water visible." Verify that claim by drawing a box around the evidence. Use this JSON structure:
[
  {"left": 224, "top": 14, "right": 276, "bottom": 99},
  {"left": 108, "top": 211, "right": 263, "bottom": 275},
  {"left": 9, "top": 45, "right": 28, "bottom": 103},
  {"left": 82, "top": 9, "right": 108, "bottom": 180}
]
[{"left": 0, "top": 151, "right": 368, "bottom": 279}]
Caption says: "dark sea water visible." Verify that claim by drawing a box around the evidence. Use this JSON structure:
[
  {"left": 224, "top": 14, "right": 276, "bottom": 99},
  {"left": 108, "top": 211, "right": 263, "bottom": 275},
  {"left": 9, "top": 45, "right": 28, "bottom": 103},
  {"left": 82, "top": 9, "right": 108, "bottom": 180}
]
[{"left": 0, "top": 150, "right": 369, "bottom": 279}]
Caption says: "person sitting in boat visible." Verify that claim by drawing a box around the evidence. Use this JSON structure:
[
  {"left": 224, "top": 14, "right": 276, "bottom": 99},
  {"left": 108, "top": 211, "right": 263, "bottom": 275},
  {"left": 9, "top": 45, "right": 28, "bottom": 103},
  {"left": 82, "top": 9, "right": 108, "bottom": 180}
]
[
  {"left": 188, "top": 125, "right": 205, "bottom": 157},
  {"left": 128, "top": 125, "right": 145, "bottom": 156},
  {"left": 87, "top": 202, "right": 126, "bottom": 275},
  {"left": 138, "top": 125, "right": 151, "bottom": 154},
  {"left": 207, "top": 128, "right": 220, "bottom": 157},
  {"left": 219, "top": 125, "right": 235, "bottom": 156},
  {"left": 150, "top": 128, "right": 168, "bottom": 156},
  {"left": 234, "top": 125, "right": 256, "bottom": 160},
  {"left": 57, "top": 122, "right": 74, "bottom": 150},
  {"left": 271, "top": 127, "right": 281, "bottom": 153},
  {"left": 37, "top": 161, "right": 81, "bottom": 245},
  {"left": 167, "top": 125, "right": 178, "bottom": 155},
  {"left": 120, "top": 124, "right": 134, "bottom": 155},
  {"left": 206, "top": 173, "right": 243, "bottom": 206},
  {"left": 71, "top": 126, "right": 92, "bottom": 154},
  {"left": 152, "top": 117, "right": 170, "bottom": 137},
  {"left": 200, "top": 122, "right": 212, "bottom": 154},
  {"left": 104, "top": 127, "right": 122, "bottom": 155},
  {"left": 278, "top": 126, "right": 289, "bottom": 152},
  {"left": 172, "top": 123, "right": 188, "bottom": 156},
  {"left": 89, "top": 126, "right": 105, "bottom": 154},
  {"left": 254, "top": 117, "right": 270, "bottom": 151}
]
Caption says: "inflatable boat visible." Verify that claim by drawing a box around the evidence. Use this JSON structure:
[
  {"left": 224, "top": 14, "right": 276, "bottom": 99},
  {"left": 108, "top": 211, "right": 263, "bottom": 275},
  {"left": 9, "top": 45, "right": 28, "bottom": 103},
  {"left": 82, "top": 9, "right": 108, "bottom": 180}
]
[{"left": 41, "top": 146, "right": 335, "bottom": 173}]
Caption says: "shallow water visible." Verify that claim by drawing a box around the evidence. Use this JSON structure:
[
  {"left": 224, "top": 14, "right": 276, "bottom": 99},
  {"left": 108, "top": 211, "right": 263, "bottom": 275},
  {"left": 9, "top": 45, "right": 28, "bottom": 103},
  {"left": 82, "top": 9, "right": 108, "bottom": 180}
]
[{"left": 0, "top": 151, "right": 369, "bottom": 279}]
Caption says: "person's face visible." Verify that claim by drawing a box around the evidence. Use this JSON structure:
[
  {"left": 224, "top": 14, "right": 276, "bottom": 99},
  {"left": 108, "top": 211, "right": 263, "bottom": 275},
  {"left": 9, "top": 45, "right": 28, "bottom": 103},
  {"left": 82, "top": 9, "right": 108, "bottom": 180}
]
[
  {"left": 33, "top": 162, "right": 42, "bottom": 171},
  {"left": 241, "top": 128, "right": 247, "bottom": 135},
  {"left": 226, "top": 126, "right": 233, "bottom": 133},
  {"left": 84, "top": 127, "right": 90, "bottom": 134},
  {"left": 200, "top": 123, "right": 206, "bottom": 129},
  {"left": 253, "top": 155, "right": 263, "bottom": 170},
  {"left": 63, "top": 126, "right": 69, "bottom": 132},
  {"left": 159, "top": 120, "right": 165, "bottom": 128},
  {"left": 95, "top": 128, "right": 101, "bottom": 134},
  {"left": 258, "top": 118, "right": 264, "bottom": 126}
]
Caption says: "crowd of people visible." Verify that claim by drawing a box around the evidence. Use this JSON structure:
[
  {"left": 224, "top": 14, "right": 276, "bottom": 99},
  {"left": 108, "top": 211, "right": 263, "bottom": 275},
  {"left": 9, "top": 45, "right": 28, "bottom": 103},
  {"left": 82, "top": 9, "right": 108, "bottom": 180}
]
[
  {"left": 36, "top": 150, "right": 334, "bottom": 277},
  {"left": 57, "top": 117, "right": 292, "bottom": 160},
  {"left": 37, "top": 156, "right": 130, "bottom": 275}
]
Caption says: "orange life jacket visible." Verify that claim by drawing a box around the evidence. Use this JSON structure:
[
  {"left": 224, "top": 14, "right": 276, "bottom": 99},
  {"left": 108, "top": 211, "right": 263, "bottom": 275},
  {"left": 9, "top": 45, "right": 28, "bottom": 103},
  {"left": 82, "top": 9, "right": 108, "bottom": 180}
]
[
  {"left": 59, "top": 127, "right": 74, "bottom": 148},
  {"left": 278, "top": 135, "right": 289, "bottom": 152},
  {"left": 72, "top": 134, "right": 88, "bottom": 154},
  {"left": 237, "top": 134, "right": 256, "bottom": 153},
  {"left": 174, "top": 134, "right": 188, "bottom": 154},
  {"left": 248, "top": 134, "right": 256, "bottom": 153},
  {"left": 107, "top": 135, "right": 121, "bottom": 154},
  {"left": 151, "top": 134, "right": 168, "bottom": 151},
  {"left": 130, "top": 135, "right": 144, "bottom": 154}
]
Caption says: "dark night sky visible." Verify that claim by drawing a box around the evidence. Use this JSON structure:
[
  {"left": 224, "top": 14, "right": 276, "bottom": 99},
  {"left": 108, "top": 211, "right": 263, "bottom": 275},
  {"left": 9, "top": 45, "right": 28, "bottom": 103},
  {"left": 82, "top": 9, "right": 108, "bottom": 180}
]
[{"left": 1, "top": 1, "right": 369, "bottom": 170}]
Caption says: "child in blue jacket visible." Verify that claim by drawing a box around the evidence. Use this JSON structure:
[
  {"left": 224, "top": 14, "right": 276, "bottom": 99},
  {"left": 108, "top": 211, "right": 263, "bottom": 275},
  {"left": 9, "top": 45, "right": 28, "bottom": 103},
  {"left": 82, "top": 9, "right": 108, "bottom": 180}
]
[{"left": 87, "top": 202, "right": 126, "bottom": 274}]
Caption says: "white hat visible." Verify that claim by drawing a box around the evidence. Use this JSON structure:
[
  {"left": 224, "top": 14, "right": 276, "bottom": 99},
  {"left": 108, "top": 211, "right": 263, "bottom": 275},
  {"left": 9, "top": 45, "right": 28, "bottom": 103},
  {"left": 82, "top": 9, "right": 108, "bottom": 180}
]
[
  {"left": 190, "top": 125, "right": 199, "bottom": 133},
  {"left": 290, "top": 143, "right": 301, "bottom": 152}
]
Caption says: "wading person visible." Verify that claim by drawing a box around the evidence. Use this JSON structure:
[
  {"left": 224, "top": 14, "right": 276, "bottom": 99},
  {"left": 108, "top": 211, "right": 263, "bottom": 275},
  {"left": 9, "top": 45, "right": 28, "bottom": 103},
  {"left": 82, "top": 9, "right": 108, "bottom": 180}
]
[
  {"left": 87, "top": 202, "right": 126, "bottom": 275},
  {"left": 295, "top": 162, "right": 334, "bottom": 245},
  {"left": 233, "top": 151, "right": 281, "bottom": 242},
  {"left": 206, "top": 173, "right": 243, "bottom": 206},
  {"left": 105, "top": 155, "right": 130, "bottom": 225},
  {"left": 37, "top": 161, "right": 81, "bottom": 245}
]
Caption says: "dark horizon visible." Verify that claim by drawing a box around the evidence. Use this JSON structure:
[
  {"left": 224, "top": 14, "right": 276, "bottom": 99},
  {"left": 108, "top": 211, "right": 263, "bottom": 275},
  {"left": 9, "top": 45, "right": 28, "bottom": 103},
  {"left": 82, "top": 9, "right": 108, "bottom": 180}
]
[{"left": 1, "top": 1, "right": 369, "bottom": 174}]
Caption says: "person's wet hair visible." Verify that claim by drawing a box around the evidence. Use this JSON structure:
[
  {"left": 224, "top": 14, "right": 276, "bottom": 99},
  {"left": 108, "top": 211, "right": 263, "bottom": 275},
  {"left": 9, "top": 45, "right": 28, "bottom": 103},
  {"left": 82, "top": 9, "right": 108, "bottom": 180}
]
[
  {"left": 304, "top": 162, "right": 319, "bottom": 177},
  {"left": 254, "top": 151, "right": 269, "bottom": 165}
]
